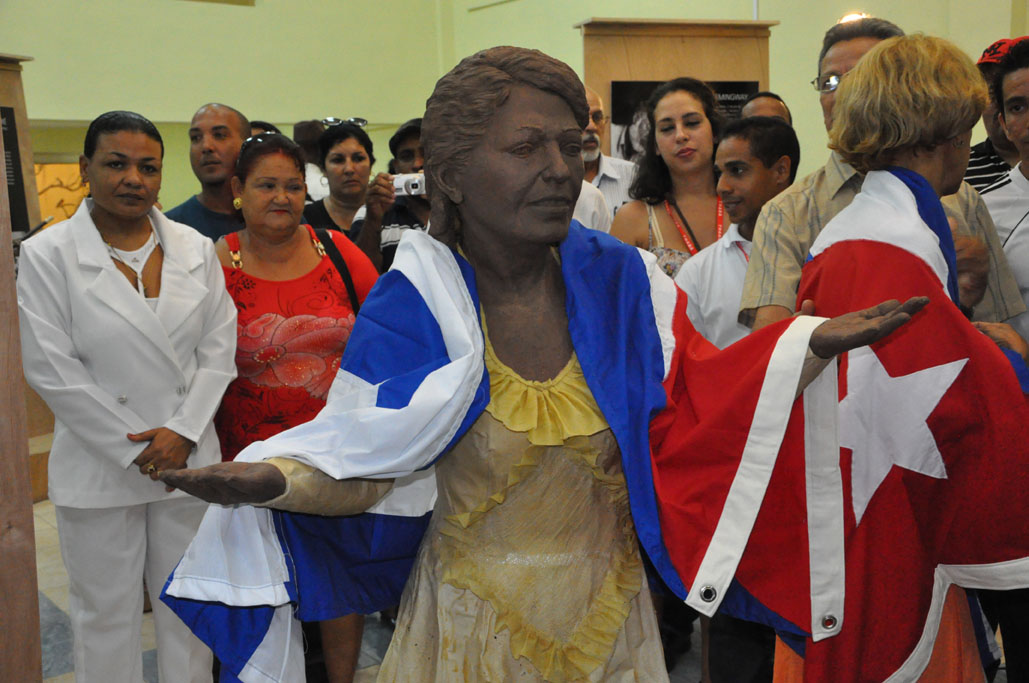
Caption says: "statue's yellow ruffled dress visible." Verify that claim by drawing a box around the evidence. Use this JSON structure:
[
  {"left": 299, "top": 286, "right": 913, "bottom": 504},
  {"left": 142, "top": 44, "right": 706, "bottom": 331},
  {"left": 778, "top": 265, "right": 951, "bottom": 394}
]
[{"left": 375, "top": 334, "right": 668, "bottom": 682}]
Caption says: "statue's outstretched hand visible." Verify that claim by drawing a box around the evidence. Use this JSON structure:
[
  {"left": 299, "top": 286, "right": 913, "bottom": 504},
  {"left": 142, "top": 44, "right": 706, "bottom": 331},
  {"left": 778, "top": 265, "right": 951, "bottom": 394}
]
[
  {"left": 808, "top": 297, "right": 929, "bottom": 359},
  {"left": 160, "top": 461, "right": 287, "bottom": 506}
]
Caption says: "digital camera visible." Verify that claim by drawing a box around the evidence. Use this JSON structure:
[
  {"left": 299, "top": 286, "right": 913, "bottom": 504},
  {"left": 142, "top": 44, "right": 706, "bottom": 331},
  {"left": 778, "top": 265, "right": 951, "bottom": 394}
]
[{"left": 393, "top": 173, "right": 426, "bottom": 196}]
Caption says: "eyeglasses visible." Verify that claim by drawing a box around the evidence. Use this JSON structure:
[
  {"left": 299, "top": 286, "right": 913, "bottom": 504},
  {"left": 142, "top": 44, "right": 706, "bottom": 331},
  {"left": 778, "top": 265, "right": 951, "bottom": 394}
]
[
  {"left": 811, "top": 73, "right": 844, "bottom": 94},
  {"left": 589, "top": 111, "right": 609, "bottom": 125},
  {"left": 322, "top": 117, "right": 368, "bottom": 128}
]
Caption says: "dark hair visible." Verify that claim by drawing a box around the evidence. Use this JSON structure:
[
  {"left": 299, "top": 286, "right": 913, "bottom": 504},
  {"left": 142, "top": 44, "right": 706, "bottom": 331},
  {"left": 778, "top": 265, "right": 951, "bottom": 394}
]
[
  {"left": 292, "top": 119, "right": 324, "bottom": 163},
  {"left": 742, "top": 91, "right": 792, "bottom": 123},
  {"left": 195, "top": 103, "right": 250, "bottom": 139},
  {"left": 720, "top": 116, "right": 801, "bottom": 183},
  {"left": 84, "top": 111, "right": 164, "bottom": 159},
  {"left": 817, "top": 17, "right": 904, "bottom": 75},
  {"left": 993, "top": 38, "right": 1029, "bottom": 116},
  {"left": 318, "top": 122, "right": 375, "bottom": 169},
  {"left": 389, "top": 119, "right": 423, "bottom": 158},
  {"left": 629, "top": 77, "right": 723, "bottom": 204},
  {"left": 250, "top": 120, "right": 282, "bottom": 135},
  {"left": 422, "top": 46, "right": 588, "bottom": 246},
  {"left": 233, "top": 133, "right": 306, "bottom": 184}
]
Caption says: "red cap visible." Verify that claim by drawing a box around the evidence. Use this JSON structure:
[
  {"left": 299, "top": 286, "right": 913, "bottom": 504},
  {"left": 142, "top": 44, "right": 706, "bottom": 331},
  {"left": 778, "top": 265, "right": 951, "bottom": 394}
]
[{"left": 979, "top": 37, "right": 1029, "bottom": 65}]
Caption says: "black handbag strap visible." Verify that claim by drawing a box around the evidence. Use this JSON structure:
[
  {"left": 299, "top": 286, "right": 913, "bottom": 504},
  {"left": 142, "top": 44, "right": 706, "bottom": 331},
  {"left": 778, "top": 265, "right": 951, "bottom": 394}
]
[{"left": 314, "top": 229, "right": 361, "bottom": 315}]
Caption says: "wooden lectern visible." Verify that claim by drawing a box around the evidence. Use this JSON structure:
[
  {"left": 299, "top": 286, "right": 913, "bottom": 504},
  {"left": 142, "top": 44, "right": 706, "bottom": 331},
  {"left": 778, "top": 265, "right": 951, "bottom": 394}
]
[
  {"left": 0, "top": 52, "right": 43, "bottom": 682},
  {"left": 576, "top": 18, "right": 779, "bottom": 155}
]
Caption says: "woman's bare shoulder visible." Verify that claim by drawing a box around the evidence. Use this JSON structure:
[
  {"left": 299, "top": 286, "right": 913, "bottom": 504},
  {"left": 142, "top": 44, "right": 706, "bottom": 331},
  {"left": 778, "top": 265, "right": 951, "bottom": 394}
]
[{"left": 610, "top": 200, "right": 651, "bottom": 248}]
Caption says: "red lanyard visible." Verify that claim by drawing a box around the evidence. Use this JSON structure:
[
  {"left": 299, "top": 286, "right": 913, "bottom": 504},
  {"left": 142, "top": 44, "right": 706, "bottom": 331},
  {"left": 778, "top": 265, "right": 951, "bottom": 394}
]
[
  {"left": 735, "top": 241, "right": 750, "bottom": 263},
  {"left": 663, "top": 196, "right": 724, "bottom": 256}
]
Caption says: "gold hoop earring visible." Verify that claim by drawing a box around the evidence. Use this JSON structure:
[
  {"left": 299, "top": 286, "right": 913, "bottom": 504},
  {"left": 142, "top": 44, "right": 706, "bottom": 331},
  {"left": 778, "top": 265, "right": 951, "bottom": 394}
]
[{"left": 232, "top": 197, "right": 243, "bottom": 210}]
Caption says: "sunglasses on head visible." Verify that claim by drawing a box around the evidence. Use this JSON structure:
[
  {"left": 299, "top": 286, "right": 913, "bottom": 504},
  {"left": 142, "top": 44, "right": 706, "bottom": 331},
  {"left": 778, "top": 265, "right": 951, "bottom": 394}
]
[
  {"left": 239, "top": 132, "right": 286, "bottom": 155},
  {"left": 321, "top": 117, "right": 368, "bottom": 128}
]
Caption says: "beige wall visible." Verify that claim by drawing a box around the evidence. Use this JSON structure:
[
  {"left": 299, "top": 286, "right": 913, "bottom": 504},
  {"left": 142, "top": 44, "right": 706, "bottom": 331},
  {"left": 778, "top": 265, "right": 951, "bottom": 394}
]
[{"left": 3, "top": 0, "right": 1019, "bottom": 207}]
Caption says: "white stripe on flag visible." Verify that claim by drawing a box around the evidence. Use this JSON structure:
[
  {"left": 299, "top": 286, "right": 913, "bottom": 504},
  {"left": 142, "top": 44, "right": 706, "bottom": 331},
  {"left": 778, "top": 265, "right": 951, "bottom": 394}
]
[
  {"left": 638, "top": 247, "right": 678, "bottom": 380},
  {"left": 685, "top": 315, "right": 826, "bottom": 616},
  {"left": 804, "top": 359, "right": 846, "bottom": 641}
]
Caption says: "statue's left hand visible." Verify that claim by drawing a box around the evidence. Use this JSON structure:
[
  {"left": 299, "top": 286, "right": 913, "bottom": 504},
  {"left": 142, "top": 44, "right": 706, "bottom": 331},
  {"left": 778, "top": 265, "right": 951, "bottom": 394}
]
[{"left": 808, "top": 297, "right": 929, "bottom": 359}]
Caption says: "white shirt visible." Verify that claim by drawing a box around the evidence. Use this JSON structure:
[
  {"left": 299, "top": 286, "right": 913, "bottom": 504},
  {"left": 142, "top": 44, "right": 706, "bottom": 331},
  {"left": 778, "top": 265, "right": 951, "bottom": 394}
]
[
  {"left": 573, "top": 180, "right": 612, "bottom": 232},
  {"left": 591, "top": 154, "right": 636, "bottom": 217},
  {"left": 675, "top": 223, "right": 752, "bottom": 349},
  {"left": 982, "top": 164, "right": 1029, "bottom": 338},
  {"left": 305, "top": 162, "right": 329, "bottom": 202}
]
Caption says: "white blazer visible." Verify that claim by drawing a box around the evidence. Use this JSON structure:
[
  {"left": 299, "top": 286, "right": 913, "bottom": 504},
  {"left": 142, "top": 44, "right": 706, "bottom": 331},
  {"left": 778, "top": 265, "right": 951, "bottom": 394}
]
[{"left": 18, "top": 200, "right": 238, "bottom": 508}]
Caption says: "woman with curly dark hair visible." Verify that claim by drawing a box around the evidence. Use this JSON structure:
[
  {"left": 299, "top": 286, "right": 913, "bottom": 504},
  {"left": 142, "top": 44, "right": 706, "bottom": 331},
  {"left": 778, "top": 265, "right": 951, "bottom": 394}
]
[{"left": 611, "top": 77, "right": 725, "bottom": 278}]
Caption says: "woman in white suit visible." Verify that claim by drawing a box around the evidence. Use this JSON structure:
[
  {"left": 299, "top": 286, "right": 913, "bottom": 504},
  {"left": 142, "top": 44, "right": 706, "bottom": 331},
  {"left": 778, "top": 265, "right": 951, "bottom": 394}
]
[{"left": 17, "top": 111, "right": 237, "bottom": 682}]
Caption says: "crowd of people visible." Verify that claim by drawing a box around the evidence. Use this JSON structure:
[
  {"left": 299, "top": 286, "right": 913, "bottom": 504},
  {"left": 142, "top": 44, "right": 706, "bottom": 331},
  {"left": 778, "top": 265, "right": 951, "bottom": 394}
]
[{"left": 15, "top": 13, "right": 1029, "bottom": 683}]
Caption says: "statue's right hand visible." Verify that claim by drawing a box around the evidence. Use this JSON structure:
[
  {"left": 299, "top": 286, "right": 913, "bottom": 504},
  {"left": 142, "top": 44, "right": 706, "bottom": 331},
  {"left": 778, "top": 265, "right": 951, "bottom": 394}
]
[{"left": 160, "top": 462, "right": 287, "bottom": 506}]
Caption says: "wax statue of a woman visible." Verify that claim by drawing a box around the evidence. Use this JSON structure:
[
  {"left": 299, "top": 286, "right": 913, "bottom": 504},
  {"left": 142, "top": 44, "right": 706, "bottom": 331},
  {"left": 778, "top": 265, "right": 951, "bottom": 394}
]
[{"left": 160, "top": 47, "right": 931, "bottom": 683}]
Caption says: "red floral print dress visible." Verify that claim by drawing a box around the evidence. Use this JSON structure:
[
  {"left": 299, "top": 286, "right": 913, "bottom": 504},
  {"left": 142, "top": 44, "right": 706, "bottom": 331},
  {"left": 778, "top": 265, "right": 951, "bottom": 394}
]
[{"left": 215, "top": 226, "right": 378, "bottom": 461}]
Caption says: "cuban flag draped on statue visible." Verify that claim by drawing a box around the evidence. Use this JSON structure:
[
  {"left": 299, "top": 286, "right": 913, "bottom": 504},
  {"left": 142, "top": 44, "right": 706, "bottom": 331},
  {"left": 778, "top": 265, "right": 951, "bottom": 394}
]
[{"left": 160, "top": 224, "right": 837, "bottom": 682}]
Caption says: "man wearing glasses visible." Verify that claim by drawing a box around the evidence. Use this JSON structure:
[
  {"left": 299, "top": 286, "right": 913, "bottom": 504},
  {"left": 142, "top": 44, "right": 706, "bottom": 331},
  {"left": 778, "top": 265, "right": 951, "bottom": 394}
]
[
  {"left": 582, "top": 87, "right": 635, "bottom": 217},
  {"left": 738, "top": 17, "right": 1024, "bottom": 331}
]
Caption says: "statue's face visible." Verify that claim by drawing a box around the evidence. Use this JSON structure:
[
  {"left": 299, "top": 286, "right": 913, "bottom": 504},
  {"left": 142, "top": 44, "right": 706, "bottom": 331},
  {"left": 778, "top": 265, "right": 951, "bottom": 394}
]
[{"left": 456, "top": 85, "right": 585, "bottom": 249}]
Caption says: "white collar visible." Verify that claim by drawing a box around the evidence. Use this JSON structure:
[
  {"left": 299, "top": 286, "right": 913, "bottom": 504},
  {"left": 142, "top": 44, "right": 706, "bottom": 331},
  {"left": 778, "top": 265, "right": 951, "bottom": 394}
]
[
  {"left": 596, "top": 154, "right": 625, "bottom": 181},
  {"left": 717, "top": 223, "right": 750, "bottom": 249}
]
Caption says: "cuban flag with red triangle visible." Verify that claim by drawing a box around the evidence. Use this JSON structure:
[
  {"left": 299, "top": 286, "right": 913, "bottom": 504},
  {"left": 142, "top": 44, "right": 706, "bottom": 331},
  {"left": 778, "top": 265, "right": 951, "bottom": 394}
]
[{"left": 792, "top": 168, "right": 1029, "bottom": 680}]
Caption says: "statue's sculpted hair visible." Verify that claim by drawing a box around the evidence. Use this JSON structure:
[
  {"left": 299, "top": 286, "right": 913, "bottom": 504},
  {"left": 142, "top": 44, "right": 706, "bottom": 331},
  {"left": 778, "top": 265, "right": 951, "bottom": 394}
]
[{"left": 422, "top": 46, "right": 589, "bottom": 246}]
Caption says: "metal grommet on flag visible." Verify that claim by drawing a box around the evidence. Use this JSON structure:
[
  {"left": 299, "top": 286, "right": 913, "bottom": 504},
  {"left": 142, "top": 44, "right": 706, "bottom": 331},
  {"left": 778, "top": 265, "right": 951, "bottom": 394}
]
[
  {"left": 699, "top": 586, "right": 717, "bottom": 603},
  {"left": 821, "top": 614, "right": 838, "bottom": 630}
]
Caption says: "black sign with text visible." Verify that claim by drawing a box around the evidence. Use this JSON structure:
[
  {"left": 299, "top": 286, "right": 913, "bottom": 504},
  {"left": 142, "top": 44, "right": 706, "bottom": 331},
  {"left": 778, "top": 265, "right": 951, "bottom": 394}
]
[{"left": 2, "top": 106, "right": 30, "bottom": 232}]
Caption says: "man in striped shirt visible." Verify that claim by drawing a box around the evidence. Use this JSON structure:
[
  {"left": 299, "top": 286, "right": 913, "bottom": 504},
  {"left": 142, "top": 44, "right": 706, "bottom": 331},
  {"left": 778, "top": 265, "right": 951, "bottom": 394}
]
[
  {"left": 979, "top": 36, "right": 1029, "bottom": 683},
  {"left": 966, "top": 38, "right": 1022, "bottom": 191}
]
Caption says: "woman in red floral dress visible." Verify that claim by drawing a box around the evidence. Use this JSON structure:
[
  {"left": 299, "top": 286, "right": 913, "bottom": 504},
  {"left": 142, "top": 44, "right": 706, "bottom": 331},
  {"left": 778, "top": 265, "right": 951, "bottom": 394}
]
[{"left": 213, "top": 133, "right": 378, "bottom": 683}]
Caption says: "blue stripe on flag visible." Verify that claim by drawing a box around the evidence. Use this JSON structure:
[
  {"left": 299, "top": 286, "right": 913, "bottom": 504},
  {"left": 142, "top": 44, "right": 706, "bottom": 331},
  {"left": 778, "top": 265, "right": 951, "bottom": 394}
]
[
  {"left": 560, "top": 224, "right": 686, "bottom": 598},
  {"left": 1002, "top": 348, "right": 1029, "bottom": 393},
  {"left": 160, "top": 576, "right": 276, "bottom": 677},
  {"left": 277, "top": 510, "right": 432, "bottom": 621},
  {"left": 341, "top": 270, "right": 451, "bottom": 408}
]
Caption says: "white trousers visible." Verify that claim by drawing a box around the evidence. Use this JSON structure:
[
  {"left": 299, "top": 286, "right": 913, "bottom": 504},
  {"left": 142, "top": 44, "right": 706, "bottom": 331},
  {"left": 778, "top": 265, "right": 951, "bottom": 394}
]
[{"left": 56, "top": 496, "right": 213, "bottom": 683}]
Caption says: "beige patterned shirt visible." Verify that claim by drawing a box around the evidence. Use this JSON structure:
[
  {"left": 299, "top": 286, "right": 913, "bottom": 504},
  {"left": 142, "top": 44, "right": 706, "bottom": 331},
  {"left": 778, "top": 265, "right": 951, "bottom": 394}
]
[{"left": 739, "top": 152, "right": 1025, "bottom": 326}]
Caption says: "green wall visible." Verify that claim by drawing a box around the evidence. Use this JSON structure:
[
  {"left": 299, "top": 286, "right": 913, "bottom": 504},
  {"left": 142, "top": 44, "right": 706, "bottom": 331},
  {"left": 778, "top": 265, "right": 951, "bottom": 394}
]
[
  {"left": 4, "top": 0, "right": 1019, "bottom": 207},
  {"left": 446, "top": 0, "right": 1014, "bottom": 177}
]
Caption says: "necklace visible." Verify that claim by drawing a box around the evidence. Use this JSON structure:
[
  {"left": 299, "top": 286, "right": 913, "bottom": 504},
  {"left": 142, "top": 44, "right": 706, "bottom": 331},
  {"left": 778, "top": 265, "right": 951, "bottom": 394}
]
[
  {"left": 104, "top": 228, "right": 158, "bottom": 296},
  {"left": 663, "top": 196, "right": 724, "bottom": 256}
]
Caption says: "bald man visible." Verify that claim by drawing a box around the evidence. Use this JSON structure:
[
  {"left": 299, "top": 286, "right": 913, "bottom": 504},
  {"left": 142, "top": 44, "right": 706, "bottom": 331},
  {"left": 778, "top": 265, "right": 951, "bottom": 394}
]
[
  {"left": 582, "top": 87, "right": 636, "bottom": 216},
  {"left": 166, "top": 103, "right": 248, "bottom": 240}
]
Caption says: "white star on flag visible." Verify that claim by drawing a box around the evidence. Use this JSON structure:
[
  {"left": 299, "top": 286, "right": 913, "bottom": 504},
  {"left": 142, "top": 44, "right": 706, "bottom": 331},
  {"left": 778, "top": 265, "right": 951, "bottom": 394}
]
[{"left": 840, "top": 347, "right": 967, "bottom": 524}]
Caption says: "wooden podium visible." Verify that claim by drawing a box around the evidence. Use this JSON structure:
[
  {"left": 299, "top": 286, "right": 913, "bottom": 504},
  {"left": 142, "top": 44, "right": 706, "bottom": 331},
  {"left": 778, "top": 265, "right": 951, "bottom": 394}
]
[
  {"left": 576, "top": 18, "right": 779, "bottom": 155},
  {"left": 0, "top": 52, "right": 42, "bottom": 681}
]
